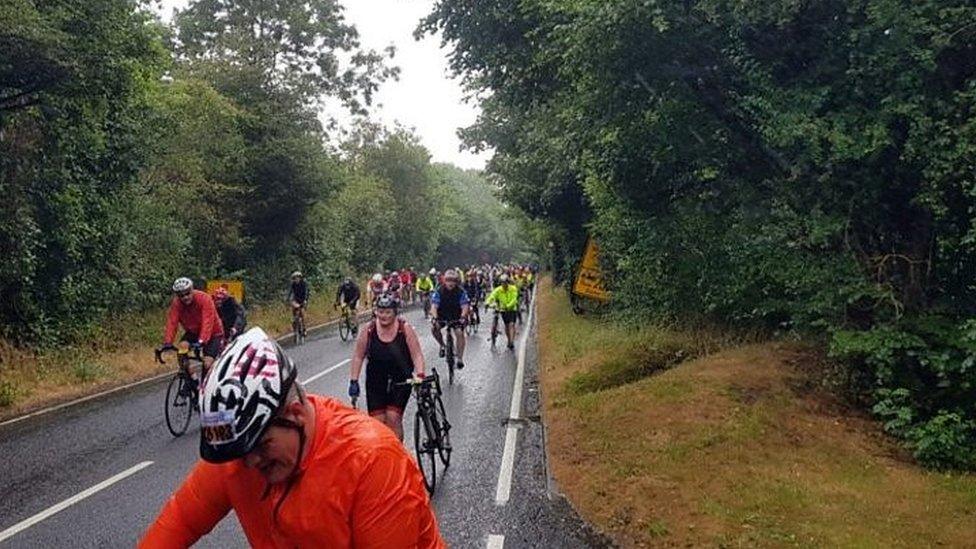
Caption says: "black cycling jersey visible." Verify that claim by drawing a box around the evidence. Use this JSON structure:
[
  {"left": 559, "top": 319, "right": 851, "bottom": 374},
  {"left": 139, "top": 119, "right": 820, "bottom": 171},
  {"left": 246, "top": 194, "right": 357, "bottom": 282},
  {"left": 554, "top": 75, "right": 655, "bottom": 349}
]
[
  {"left": 336, "top": 282, "right": 360, "bottom": 306},
  {"left": 364, "top": 319, "right": 412, "bottom": 413},
  {"left": 216, "top": 296, "right": 246, "bottom": 337},
  {"left": 289, "top": 280, "right": 309, "bottom": 303},
  {"left": 432, "top": 286, "right": 468, "bottom": 321}
]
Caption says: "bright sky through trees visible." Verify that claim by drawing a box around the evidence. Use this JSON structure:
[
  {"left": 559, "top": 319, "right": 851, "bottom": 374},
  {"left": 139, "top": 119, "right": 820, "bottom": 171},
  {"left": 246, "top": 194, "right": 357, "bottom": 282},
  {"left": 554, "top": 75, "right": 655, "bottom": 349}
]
[{"left": 155, "top": 0, "right": 489, "bottom": 169}]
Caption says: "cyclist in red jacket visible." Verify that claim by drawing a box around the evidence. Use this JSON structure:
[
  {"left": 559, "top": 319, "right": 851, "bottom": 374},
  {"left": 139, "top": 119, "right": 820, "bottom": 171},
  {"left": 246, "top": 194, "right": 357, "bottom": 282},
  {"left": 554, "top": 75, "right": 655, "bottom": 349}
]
[{"left": 162, "top": 277, "right": 225, "bottom": 373}]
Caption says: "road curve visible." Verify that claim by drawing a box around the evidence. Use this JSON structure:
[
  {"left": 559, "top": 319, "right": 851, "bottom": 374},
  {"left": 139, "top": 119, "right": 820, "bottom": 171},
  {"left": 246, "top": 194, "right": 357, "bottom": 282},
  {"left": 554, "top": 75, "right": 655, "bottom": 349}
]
[{"left": 0, "top": 300, "right": 606, "bottom": 548}]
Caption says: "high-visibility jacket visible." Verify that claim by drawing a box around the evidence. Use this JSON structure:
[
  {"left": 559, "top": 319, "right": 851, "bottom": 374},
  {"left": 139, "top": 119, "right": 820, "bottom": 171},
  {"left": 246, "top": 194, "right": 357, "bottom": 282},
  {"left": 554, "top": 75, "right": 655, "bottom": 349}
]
[{"left": 139, "top": 395, "right": 445, "bottom": 548}]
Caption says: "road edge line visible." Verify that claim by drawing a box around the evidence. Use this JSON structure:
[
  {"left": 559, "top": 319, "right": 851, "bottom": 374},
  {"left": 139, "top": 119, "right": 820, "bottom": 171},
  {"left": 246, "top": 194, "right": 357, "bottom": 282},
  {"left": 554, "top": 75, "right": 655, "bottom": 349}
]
[
  {"left": 0, "top": 311, "right": 372, "bottom": 429},
  {"left": 494, "top": 287, "right": 537, "bottom": 505},
  {"left": 487, "top": 533, "right": 505, "bottom": 548}
]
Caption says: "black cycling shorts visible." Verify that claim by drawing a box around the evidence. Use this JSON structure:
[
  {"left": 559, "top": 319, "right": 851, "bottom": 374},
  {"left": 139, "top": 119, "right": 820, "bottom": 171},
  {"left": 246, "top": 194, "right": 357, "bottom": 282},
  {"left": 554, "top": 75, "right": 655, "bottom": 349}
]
[
  {"left": 181, "top": 332, "right": 224, "bottom": 359},
  {"left": 365, "top": 362, "right": 411, "bottom": 413},
  {"left": 501, "top": 311, "right": 517, "bottom": 325}
]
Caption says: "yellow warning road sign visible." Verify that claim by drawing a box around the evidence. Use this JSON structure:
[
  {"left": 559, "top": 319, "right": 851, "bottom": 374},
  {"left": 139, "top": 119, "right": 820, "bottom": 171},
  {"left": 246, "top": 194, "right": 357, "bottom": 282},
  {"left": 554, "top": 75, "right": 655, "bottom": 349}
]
[
  {"left": 206, "top": 279, "right": 245, "bottom": 303},
  {"left": 573, "top": 237, "right": 610, "bottom": 302}
]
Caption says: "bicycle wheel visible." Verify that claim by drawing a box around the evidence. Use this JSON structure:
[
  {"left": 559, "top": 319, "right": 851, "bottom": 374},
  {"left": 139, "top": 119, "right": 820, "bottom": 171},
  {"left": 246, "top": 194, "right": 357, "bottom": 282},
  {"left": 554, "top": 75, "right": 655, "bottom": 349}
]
[
  {"left": 414, "top": 407, "right": 437, "bottom": 494},
  {"left": 434, "top": 393, "right": 452, "bottom": 466},
  {"left": 339, "top": 316, "right": 351, "bottom": 341},
  {"left": 164, "top": 373, "right": 193, "bottom": 437},
  {"left": 445, "top": 331, "right": 455, "bottom": 385}
]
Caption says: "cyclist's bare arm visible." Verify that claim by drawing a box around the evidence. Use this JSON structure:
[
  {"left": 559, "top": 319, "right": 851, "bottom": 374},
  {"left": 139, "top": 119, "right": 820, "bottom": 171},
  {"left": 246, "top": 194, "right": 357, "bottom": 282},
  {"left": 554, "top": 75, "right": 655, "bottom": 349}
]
[
  {"left": 351, "top": 447, "right": 445, "bottom": 548},
  {"left": 403, "top": 323, "right": 426, "bottom": 377},
  {"left": 349, "top": 326, "right": 370, "bottom": 381},
  {"left": 140, "top": 462, "right": 231, "bottom": 548}
]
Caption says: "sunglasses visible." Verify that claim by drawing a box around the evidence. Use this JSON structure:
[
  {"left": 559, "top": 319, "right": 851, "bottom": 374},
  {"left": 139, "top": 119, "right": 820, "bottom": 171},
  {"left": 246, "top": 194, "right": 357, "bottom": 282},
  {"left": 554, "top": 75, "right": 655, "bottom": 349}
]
[{"left": 177, "top": 291, "right": 193, "bottom": 298}]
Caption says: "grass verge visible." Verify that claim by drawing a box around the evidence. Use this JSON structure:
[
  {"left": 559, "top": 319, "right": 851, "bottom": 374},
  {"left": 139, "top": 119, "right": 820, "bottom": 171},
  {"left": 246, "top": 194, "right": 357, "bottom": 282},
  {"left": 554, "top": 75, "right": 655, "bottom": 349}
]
[
  {"left": 0, "top": 291, "right": 344, "bottom": 420},
  {"left": 537, "top": 279, "right": 976, "bottom": 547}
]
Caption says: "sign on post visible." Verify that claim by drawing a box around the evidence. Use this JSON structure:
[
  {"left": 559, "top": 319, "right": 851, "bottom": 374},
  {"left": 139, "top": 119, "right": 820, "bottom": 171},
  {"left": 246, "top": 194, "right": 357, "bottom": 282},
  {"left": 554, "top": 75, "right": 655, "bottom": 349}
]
[
  {"left": 572, "top": 237, "right": 610, "bottom": 302},
  {"left": 206, "top": 280, "right": 245, "bottom": 303}
]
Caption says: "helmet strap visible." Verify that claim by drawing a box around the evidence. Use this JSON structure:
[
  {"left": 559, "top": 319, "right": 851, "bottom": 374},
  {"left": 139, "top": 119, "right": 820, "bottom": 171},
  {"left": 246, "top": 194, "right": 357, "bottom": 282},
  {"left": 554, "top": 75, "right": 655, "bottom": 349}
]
[{"left": 260, "top": 418, "right": 307, "bottom": 525}]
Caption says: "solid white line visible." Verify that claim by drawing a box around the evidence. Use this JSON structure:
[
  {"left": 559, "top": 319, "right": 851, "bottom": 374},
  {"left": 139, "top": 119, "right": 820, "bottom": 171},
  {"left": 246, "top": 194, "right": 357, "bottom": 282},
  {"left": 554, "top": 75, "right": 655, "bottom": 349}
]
[
  {"left": 494, "top": 288, "right": 537, "bottom": 505},
  {"left": 302, "top": 358, "right": 351, "bottom": 385},
  {"left": 509, "top": 289, "right": 537, "bottom": 420},
  {"left": 0, "top": 461, "right": 154, "bottom": 543},
  {"left": 487, "top": 533, "right": 505, "bottom": 549},
  {"left": 494, "top": 425, "right": 520, "bottom": 504}
]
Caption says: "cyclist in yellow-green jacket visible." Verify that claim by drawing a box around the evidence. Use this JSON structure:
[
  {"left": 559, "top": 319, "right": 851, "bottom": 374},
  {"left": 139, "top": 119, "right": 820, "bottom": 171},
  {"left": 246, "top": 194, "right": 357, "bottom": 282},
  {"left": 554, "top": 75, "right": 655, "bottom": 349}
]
[{"left": 485, "top": 274, "right": 520, "bottom": 350}]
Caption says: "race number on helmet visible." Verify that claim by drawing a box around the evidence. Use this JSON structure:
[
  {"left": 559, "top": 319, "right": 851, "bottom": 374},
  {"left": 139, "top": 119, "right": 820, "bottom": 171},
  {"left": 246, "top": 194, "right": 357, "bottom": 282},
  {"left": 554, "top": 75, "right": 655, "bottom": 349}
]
[{"left": 198, "top": 327, "right": 297, "bottom": 463}]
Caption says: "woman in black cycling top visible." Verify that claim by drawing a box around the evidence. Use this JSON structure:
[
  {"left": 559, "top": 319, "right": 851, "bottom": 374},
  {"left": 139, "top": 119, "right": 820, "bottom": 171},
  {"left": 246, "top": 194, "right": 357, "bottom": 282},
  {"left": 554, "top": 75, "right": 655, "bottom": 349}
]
[{"left": 348, "top": 293, "right": 427, "bottom": 440}]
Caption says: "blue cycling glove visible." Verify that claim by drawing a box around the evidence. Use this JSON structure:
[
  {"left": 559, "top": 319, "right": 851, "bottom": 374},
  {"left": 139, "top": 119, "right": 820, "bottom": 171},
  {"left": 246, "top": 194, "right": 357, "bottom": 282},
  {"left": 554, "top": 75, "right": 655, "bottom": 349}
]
[{"left": 348, "top": 380, "right": 360, "bottom": 398}]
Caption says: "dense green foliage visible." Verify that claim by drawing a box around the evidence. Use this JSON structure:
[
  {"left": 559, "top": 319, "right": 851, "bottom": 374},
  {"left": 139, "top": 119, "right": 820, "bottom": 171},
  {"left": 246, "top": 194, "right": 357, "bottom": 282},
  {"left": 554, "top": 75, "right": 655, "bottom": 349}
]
[
  {"left": 424, "top": 0, "right": 976, "bottom": 468},
  {"left": 0, "top": 0, "right": 527, "bottom": 347}
]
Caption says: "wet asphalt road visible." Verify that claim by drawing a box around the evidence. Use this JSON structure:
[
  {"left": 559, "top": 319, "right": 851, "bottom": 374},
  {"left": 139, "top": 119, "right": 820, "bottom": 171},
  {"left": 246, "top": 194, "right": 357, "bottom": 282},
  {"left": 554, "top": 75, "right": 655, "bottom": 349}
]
[{"left": 0, "top": 299, "right": 608, "bottom": 548}]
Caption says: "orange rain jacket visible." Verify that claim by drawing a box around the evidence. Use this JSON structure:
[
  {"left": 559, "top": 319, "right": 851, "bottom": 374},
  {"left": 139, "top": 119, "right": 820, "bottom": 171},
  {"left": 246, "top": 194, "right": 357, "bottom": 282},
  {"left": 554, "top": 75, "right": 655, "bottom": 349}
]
[{"left": 140, "top": 396, "right": 446, "bottom": 548}]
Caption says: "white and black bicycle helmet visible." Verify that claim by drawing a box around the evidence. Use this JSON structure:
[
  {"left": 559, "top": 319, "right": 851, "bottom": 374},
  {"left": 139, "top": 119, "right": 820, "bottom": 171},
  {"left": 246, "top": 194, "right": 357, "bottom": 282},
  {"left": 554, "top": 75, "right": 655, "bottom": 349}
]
[
  {"left": 375, "top": 293, "right": 398, "bottom": 310},
  {"left": 199, "top": 327, "right": 298, "bottom": 463},
  {"left": 173, "top": 277, "right": 193, "bottom": 293}
]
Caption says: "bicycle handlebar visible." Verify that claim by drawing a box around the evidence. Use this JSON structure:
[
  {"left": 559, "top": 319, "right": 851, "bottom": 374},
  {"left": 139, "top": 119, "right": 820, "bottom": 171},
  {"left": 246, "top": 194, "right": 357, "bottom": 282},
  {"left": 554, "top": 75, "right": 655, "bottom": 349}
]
[{"left": 154, "top": 344, "right": 203, "bottom": 365}]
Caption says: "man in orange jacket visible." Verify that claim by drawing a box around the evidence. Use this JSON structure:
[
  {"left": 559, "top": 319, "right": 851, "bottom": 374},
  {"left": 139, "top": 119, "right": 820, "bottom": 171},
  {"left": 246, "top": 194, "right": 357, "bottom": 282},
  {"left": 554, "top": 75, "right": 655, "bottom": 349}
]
[
  {"left": 140, "top": 328, "right": 445, "bottom": 548},
  {"left": 162, "top": 277, "right": 225, "bottom": 372}
]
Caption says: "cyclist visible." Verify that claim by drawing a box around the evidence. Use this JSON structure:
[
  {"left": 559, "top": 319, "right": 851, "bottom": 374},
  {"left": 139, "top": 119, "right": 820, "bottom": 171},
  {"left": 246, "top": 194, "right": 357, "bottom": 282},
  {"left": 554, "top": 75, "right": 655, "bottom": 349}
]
[
  {"left": 334, "top": 278, "right": 361, "bottom": 335},
  {"left": 161, "top": 278, "right": 224, "bottom": 377},
  {"left": 399, "top": 269, "right": 413, "bottom": 303},
  {"left": 140, "top": 328, "right": 444, "bottom": 548},
  {"left": 430, "top": 269, "right": 470, "bottom": 369},
  {"left": 212, "top": 286, "right": 245, "bottom": 341},
  {"left": 463, "top": 268, "right": 483, "bottom": 326},
  {"left": 416, "top": 270, "right": 435, "bottom": 316},
  {"left": 287, "top": 271, "right": 309, "bottom": 337},
  {"left": 348, "top": 294, "right": 427, "bottom": 441},
  {"left": 486, "top": 274, "right": 519, "bottom": 350},
  {"left": 387, "top": 271, "right": 402, "bottom": 304},
  {"left": 367, "top": 273, "right": 386, "bottom": 306}
]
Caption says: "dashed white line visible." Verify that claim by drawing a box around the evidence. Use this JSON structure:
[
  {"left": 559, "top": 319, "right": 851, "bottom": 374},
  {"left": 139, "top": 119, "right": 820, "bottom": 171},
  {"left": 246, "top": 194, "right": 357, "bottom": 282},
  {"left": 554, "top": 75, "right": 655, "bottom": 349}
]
[
  {"left": 487, "top": 533, "right": 505, "bottom": 549},
  {"left": 302, "top": 358, "right": 351, "bottom": 385},
  {"left": 0, "top": 461, "right": 154, "bottom": 543},
  {"left": 494, "top": 289, "right": 537, "bottom": 505}
]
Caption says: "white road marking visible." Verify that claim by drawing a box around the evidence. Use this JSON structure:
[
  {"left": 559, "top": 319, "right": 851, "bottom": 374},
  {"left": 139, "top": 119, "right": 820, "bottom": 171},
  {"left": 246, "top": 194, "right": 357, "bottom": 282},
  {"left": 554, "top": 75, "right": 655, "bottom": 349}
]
[
  {"left": 494, "top": 425, "right": 520, "bottom": 504},
  {"left": 487, "top": 533, "right": 505, "bottom": 549},
  {"left": 302, "top": 358, "right": 351, "bottom": 385},
  {"left": 494, "top": 288, "right": 537, "bottom": 505},
  {"left": 0, "top": 461, "right": 154, "bottom": 543}
]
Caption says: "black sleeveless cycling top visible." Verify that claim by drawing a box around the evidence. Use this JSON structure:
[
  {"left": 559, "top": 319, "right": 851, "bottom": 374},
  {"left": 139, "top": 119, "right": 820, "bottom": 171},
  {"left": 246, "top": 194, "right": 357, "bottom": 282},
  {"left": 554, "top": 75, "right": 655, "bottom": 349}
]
[{"left": 366, "top": 319, "right": 412, "bottom": 376}]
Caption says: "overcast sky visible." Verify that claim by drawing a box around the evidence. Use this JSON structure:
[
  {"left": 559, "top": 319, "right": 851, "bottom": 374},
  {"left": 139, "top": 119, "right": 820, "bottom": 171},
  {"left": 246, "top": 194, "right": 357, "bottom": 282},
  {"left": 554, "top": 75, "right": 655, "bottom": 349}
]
[{"left": 154, "top": 0, "right": 489, "bottom": 170}]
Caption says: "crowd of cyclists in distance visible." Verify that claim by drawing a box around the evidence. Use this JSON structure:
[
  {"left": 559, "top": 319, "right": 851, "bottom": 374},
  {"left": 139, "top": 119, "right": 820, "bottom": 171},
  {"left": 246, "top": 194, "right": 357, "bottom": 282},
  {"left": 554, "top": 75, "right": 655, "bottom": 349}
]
[{"left": 143, "top": 263, "right": 537, "bottom": 547}]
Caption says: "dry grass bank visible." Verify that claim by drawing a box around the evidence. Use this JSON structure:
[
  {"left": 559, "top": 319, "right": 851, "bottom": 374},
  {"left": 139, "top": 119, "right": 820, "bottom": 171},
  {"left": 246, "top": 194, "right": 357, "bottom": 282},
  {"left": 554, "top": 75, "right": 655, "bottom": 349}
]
[{"left": 537, "top": 280, "right": 976, "bottom": 547}]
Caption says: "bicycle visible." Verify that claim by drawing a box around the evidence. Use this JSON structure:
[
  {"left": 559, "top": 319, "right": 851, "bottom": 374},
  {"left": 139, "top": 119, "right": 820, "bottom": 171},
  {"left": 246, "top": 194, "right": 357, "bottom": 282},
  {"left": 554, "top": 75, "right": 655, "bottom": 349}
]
[
  {"left": 336, "top": 303, "right": 357, "bottom": 342},
  {"left": 291, "top": 303, "right": 306, "bottom": 345},
  {"left": 155, "top": 344, "right": 204, "bottom": 437},
  {"left": 420, "top": 291, "right": 432, "bottom": 319},
  {"left": 487, "top": 306, "right": 501, "bottom": 347},
  {"left": 466, "top": 302, "right": 480, "bottom": 335},
  {"left": 438, "top": 319, "right": 464, "bottom": 385},
  {"left": 399, "top": 371, "right": 451, "bottom": 494}
]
